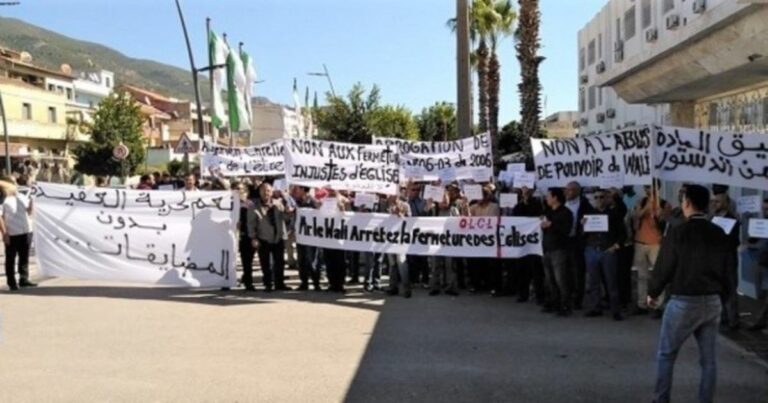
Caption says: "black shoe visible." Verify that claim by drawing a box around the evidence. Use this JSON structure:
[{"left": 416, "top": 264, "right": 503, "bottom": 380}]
[
  {"left": 445, "top": 290, "right": 459, "bottom": 297},
  {"left": 386, "top": 288, "right": 399, "bottom": 296},
  {"left": 613, "top": 313, "right": 624, "bottom": 321},
  {"left": 220, "top": 287, "right": 231, "bottom": 291},
  {"left": 429, "top": 290, "right": 440, "bottom": 296},
  {"left": 517, "top": 296, "right": 529, "bottom": 303},
  {"left": 632, "top": 306, "right": 649, "bottom": 316},
  {"left": 348, "top": 279, "right": 360, "bottom": 285},
  {"left": 275, "top": 285, "right": 293, "bottom": 291},
  {"left": 747, "top": 323, "right": 767, "bottom": 332},
  {"left": 313, "top": 283, "right": 323, "bottom": 291},
  {"left": 19, "top": 280, "right": 37, "bottom": 288},
  {"left": 557, "top": 309, "right": 572, "bottom": 317},
  {"left": 244, "top": 285, "right": 256, "bottom": 292},
  {"left": 264, "top": 285, "right": 273, "bottom": 293},
  {"left": 364, "top": 284, "right": 373, "bottom": 292},
  {"left": 584, "top": 310, "right": 603, "bottom": 318},
  {"left": 297, "top": 284, "right": 309, "bottom": 291},
  {"left": 8, "top": 284, "right": 19, "bottom": 291},
  {"left": 541, "top": 306, "right": 554, "bottom": 313},
  {"left": 573, "top": 303, "right": 583, "bottom": 311},
  {"left": 403, "top": 290, "right": 412, "bottom": 298}
]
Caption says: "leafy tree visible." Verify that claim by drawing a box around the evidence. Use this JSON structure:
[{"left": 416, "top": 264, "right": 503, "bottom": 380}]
[
  {"left": 368, "top": 105, "right": 419, "bottom": 140},
  {"left": 316, "top": 83, "right": 380, "bottom": 143},
  {"left": 498, "top": 120, "right": 546, "bottom": 157},
  {"left": 416, "top": 102, "right": 457, "bottom": 141},
  {"left": 74, "top": 92, "right": 145, "bottom": 177},
  {"left": 516, "top": 0, "right": 544, "bottom": 157}
]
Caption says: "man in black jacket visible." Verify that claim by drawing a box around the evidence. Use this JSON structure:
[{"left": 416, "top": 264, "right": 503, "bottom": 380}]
[
  {"left": 542, "top": 187, "right": 574, "bottom": 316},
  {"left": 583, "top": 188, "right": 627, "bottom": 321},
  {"left": 648, "top": 185, "right": 734, "bottom": 403},
  {"left": 564, "top": 181, "right": 593, "bottom": 310}
]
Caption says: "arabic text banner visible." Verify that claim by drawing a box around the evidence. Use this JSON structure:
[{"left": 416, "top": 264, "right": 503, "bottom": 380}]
[
  {"left": 285, "top": 138, "right": 400, "bottom": 195},
  {"left": 295, "top": 209, "right": 542, "bottom": 258},
  {"left": 531, "top": 127, "right": 653, "bottom": 188},
  {"left": 373, "top": 133, "right": 493, "bottom": 182},
  {"left": 654, "top": 126, "right": 768, "bottom": 191},
  {"left": 33, "top": 183, "right": 239, "bottom": 287},
  {"left": 200, "top": 139, "right": 285, "bottom": 176}
]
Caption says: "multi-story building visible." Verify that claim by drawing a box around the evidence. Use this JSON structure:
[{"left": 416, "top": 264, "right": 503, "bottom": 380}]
[
  {"left": 251, "top": 96, "right": 307, "bottom": 145},
  {"left": 542, "top": 111, "right": 579, "bottom": 138}
]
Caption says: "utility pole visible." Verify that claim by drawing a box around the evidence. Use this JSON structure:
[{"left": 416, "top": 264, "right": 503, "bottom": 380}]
[{"left": 456, "top": 0, "right": 472, "bottom": 139}]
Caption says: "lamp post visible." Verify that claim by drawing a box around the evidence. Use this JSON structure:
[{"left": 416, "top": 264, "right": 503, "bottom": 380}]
[
  {"left": 0, "top": 1, "right": 20, "bottom": 175},
  {"left": 307, "top": 64, "right": 337, "bottom": 98}
]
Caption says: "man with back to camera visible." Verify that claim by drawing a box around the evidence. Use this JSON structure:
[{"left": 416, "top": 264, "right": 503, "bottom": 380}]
[{"left": 648, "top": 185, "right": 734, "bottom": 403}]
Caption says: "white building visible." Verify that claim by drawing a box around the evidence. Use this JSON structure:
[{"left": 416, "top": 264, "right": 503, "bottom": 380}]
[
  {"left": 250, "top": 97, "right": 308, "bottom": 145},
  {"left": 73, "top": 69, "right": 114, "bottom": 109},
  {"left": 543, "top": 111, "right": 579, "bottom": 138},
  {"left": 577, "top": 0, "right": 768, "bottom": 136}
]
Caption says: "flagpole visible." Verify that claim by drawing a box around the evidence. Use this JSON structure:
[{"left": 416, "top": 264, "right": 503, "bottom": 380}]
[
  {"left": 174, "top": 0, "right": 205, "bottom": 145},
  {"left": 207, "top": 17, "right": 216, "bottom": 143}
]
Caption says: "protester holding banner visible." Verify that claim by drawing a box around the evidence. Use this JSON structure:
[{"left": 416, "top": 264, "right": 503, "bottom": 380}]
[
  {"left": 711, "top": 191, "right": 742, "bottom": 330},
  {"left": 291, "top": 185, "right": 323, "bottom": 291},
  {"left": 1, "top": 177, "right": 36, "bottom": 290},
  {"left": 541, "top": 188, "right": 574, "bottom": 316},
  {"left": 324, "top": 189, "right": 351, "bottom": 293},
  {"left": 583, "top": 188, "right": 626, "bottom": 321},
  {"left": 564, "top": 181, "right": 594, "bottom": 310},
  {"left": 512, "top": 186, "right": 546, "bottom": 304},
  {"left": 747, "top": 199, "right": 768, "bottom": 331},
  {"left": 469, "top": 183, "right": 500, "bottom": 295},
  {"left": 247, "top": 182, "right": 292, "bottom": 292},
  {"left": 237, "top": 182, "right": 258, "bottom": 291},
  {"left": 384, "top": 192, "right": 413, "bottom": 298},
  {"left": 425, "top": 186, "right": 461, "bottom": 297},
  {"left": 632, "top": 181, "right": 671, "bottom": 316},
  {"left": 406, "top": 183, "right": 430, "bottom": 287}
]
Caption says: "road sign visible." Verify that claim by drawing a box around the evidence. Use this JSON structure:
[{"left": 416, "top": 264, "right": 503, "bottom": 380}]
[
  {"left": 175, "top": 133, "right": 196, "bottom": 154},
  {"left": 112, "top": 143, "right": 129, "bottom": 160}
]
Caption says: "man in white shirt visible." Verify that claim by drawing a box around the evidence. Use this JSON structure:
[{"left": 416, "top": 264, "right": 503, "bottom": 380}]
[{"left": 1, "top": 179, "right": 36, "bottom": 290}]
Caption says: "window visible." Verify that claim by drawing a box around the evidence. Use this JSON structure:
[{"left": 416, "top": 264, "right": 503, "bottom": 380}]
[
  {"left": 588, "top": 86, "right": 596, "bottom": 110},
  {"left": 57, "top": 86, "right": 63, "bottom": 94},
  {"left": 579, "top": 88, "right": 586, "bottom": 113},
  {"left": 579, "top": 47, "right": 586, "bottom": 71},
  {"left": 642, "top": 0, "right": 652, "bottom": 29},
  {"left": 625, "top": 7, "right": 636, "bottom": 40},
  {"left": 48, "top": 107, "right": 57, "bottom": 123},
  {"left": 598, "top": 34, "right": 603, "bottom": 59},
  {"left": 48, "top": 84, "right": 55, "bottom": 92},
  {"left": 588, "top": 40, "right": 596, "bottom": 65},
  {"left": 708, "top": 103, "right": 718, "bottom": 127},
  {"left": 763, "top": 98, "right": 768, "bottom": 126},
  {"left": 663, "top": 0, "right": 675, "bottom": 14},
  {"left": 616, "top": 18, "right": 622, "bottom": 41},
  {"left": 66, "top": 88, "right": 73, "bottom": 100},
  {"left": 22, "top": 103, "right": 32, "bottom": 120},
  {"left": 598, "top": 88, "right": 603, "bottom": 106},
  {"left": 106, "top": 77, "right": 111, "bottom": 88}
]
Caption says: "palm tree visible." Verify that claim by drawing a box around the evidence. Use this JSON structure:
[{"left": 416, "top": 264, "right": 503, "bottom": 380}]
[
  {"left": 487, "top": 0, "right": 516, "bottom": 160},
  {"left": 516, "top": 0, "right": 544, "bottom": 156}
]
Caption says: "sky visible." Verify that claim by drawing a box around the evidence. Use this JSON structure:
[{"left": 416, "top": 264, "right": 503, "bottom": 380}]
[{"left": 1, "top": 0, "right": 606, "bottom": 124}]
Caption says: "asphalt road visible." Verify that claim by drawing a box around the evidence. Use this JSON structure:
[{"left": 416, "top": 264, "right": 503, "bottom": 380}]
[{"left": 1, "top": 265, "right": 767, "bottom": 402}]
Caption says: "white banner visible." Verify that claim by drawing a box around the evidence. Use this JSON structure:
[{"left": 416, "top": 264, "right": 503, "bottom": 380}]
[
  {"left": 295, "top": 209, "right": 542, "bottom": 258},
  {"left": 33, "top": 183, "right": 238, "bottom": 288},
  {"left": 285, "top": 138, "right": 400, "bottom": 195},
  {"left": 654, "top": 126, "right": 768, "bottom": 191},
  {"left": 200, "top": 139, "right": 285, "bottom": 177},
  {"left": 373, "top": 133, "right": 493, "bottom": 182},
  {"left": 531, "top": 127, "right": 653, "bottom": 188}
]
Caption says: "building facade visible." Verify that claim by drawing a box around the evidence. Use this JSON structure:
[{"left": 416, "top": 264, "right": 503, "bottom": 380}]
[
  {"left": 543, "top": 111, "right": 579, "bottom": 138},
  {"left": 250, "top": 96, "right": 307, "bottom": 145}
]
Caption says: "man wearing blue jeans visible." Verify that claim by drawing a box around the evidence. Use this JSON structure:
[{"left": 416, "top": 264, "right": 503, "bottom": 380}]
[{"left": 648, "top": 185, "right": 734, "bottom": 403}]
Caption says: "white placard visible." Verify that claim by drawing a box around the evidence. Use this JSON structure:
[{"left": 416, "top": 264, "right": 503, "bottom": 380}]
[
  {"left": 472, "top": 169, "right": 490, "bottom": 183},
  {"left": 32, "top": 182, "right": 238, "bottom": 287},
  {"left": 201, "top": 140, "right": 285, "bottom": 177},
  {"left": 423, "top": 185, "right": 445, "bottom": 202},
  {"left": 439, "top": 166, "right": 457, "bottom": 183},
  {"left": 711, "top": 216, "right": 737, "bottom": 235},
  {"left": 737, "top": 196, "right": 762, "bottom": 215},
  {"left": 513, "top": 172, "right": 536, "bottom": 189},
  {"left": 499, "top": 193, "right": 519, "bottom": 209},
  {"left": 296, "top": 209, "right": 542, "bottom": 258},
  {"left": 285, "top": 138, "right": 400, "bottom": 195},
  {"left": 158, "top": 184, "right": 175, "bottom": 191},
  {"left": 272, "top": 179, "right": 287, "bottom": 192},
  {"left": 506, "top": 163, "right": 526, "bottom": 174},
  {"left": 354, "top": 193, "right": 377, "bottom": 210},
  {"left": 583, "top": 215, "right": 609, "bottom": 233},
  {"left": 374, "top": 133, "right": 493, "bottom": 182},
  {"left": 463, "top": 184, "right": 483, "bottom": 201},
  {"left": 748, "top": 218, "right": 768, "bottom": 239},
  {"left": 498, "top": 171, "right": 513, "bottom": 185},
  {"left": 599, "top": 172, "right": 624, "bottom": 189},
  {"left": 320, "top": 197, "right": 339, "bottom": 214}
]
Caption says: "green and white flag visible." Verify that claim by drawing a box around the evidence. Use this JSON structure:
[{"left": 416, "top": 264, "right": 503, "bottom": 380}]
[
  {"left": 208, "top": 30, "right": 229, "bottom": 129},
  {"left": 241, "top": 49, "right": 256, "bottom": 134},
  {"left": 227, "top": 43, "right": 250, "bottom": 132}
]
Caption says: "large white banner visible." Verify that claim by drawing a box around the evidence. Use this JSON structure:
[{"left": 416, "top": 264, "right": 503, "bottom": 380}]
[
  {"left": 373, "top": 133, "right": 494, "bottom": 182},
  {"left": 200, "top": 139, "right": 284, "bottom": 177},
  {"left": 295, "top": 209, "right": 542, "bottom": 258},
  {"left": 531, "top": 127, "right": 653, "bottom": 188},
  {"left": 33, "top": 183, "right": 238, "bottom": 287},
  {"left": 654, "top": 126, "right": 768, "bottom": 191},
  {"left": 285, "top": 138, "right": 400, "bottom": 195}
]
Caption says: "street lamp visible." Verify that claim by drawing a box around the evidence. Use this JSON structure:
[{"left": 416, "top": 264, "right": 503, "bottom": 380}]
[
  {"left": 307, "top": 64, "right": 337, "bottom": 98},
  {"left": 0, "top": 1, "right": 20, "bottom": 176}
]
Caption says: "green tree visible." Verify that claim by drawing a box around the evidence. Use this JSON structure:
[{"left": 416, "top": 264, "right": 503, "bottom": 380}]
[
  {"left": 416, "top": 102, "right": 457, "bottom": 141},
  {"left": 516, "top": 0, "right": 544, "bottom": 157},
  {"left": 316, "top": 83, "right": 380, "bottom": 143},
  {"left": 368, "top": 105, "right": 419, "bottom": 141},
  {"left": 73, "top": 92, "right": 145, "bottom": 177}
]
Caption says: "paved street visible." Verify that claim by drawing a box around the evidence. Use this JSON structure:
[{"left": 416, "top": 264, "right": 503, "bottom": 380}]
[{"left": 1, "top": 261, "right": 767, "bottom": 402}]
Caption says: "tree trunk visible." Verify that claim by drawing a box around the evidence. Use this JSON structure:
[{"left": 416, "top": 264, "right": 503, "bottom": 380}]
[
  {"left": 516, "top": 0, "right": 543, "bottom": 160},
  {"left": 488, "top": 50, "right": 501, "bottom": 162},
  {"left": 476, "top": 39, "right": 490, "bottom": 134}
]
